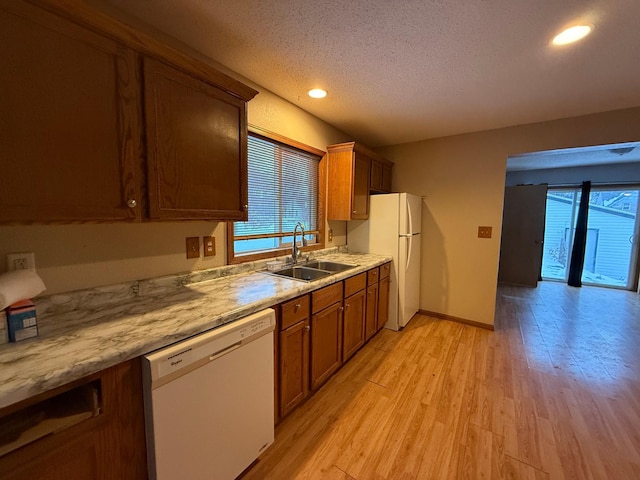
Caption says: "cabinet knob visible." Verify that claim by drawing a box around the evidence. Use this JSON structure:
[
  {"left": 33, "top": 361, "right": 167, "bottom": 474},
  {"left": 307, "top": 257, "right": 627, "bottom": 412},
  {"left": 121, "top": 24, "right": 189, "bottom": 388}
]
[
  {"left": 127, "top": 199, "right": 137, "bottom": 208},
  {"left": 295, "top": 303, "right": 301, "bottom": 309},
  {"left": 244, "top": 204, "right": 249, "bottom": 210},
  {"left": 352, "top": 210, "right": 357, "bottom": 214},
  {"left": 340, "top": 306, "right": 344, "bottom": 311},
  {"left": 304, "top": 325, "right": 310, "bottom": 332},
  {"left": 345, "top": 304, "right": 350, "bottom": 309}
]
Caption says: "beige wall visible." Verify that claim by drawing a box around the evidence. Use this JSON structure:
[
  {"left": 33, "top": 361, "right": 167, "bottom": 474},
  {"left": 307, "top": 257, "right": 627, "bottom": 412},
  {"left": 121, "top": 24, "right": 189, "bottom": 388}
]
[
  {"left": 377, "top": 107, "right": 640, "bottom": 326},
  {"left": 0, "top": 4, "right": 350, "bottom": 295}
]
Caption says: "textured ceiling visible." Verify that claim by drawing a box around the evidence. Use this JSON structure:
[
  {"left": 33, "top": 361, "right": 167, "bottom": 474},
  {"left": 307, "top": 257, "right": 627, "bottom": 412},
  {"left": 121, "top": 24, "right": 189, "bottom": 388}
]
[{"left": 95, "top": 0, "right": 640, "bottom": 147}]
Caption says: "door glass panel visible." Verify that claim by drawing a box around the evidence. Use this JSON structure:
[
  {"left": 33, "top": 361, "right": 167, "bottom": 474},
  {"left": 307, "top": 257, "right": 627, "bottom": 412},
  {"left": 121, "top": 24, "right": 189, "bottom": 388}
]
[
  {"left": 581, "top": 188, "right": 639, "bottom": 288},
  {"left": 542, "top": 187, "right": 639, "bottom": 289},
  {"left": 542, "top": 190, "right": 579, "bottom": 281}
]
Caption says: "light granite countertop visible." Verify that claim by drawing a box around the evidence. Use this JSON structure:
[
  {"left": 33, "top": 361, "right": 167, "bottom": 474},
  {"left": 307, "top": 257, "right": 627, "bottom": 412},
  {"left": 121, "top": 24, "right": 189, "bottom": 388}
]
[{"left": 0, "top": 250, "right": 391, "bottom": 409}]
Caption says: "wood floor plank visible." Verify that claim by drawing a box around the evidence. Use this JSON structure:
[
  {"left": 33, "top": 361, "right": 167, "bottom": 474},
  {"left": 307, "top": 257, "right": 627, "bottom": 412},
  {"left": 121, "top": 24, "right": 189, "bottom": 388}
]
[{"left": 244, "top": 282, "right": 640, "bottom": 479}]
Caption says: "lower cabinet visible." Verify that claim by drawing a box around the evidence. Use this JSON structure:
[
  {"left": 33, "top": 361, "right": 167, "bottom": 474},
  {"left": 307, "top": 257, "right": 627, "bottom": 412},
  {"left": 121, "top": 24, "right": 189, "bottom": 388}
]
[
  {"left": 275, "top": 263, "right": 392, "bottom": 420},
  {"left": 0, "top": 359, "right": 147, "bottom": 480},
  {"left": 343, "top": 288, "right": 366, "bottom": 362},
  {"left": 365, "top": 282, "right": 379, "bottom": 340},
  {"left": 378, "top": 273, "right": 391, "bottom": 332},
  {"left": 278, "top": 296, "right": 311, "bottom": 419},
  {"left": 310, "top": 302, "right": 343, "bottom": 391}
]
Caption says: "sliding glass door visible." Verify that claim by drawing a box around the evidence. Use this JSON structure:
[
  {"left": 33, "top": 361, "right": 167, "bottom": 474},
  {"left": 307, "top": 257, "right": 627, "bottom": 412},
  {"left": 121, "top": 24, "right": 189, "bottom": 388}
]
[{"left": 542, "top": 186, "right": 640, "bottom": 289}]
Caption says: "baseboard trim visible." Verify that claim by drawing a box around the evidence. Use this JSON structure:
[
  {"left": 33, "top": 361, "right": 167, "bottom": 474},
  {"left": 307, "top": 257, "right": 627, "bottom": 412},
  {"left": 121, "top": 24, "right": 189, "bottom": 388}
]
[{"left": 418, "top": 310, "right": 495, "bottom": 331}]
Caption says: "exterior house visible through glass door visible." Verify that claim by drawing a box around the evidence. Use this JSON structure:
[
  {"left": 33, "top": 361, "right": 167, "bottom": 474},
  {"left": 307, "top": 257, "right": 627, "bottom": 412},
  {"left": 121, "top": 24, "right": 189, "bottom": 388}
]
[{"left": 542, "top": 186, "right": 640, "bottom": 289}]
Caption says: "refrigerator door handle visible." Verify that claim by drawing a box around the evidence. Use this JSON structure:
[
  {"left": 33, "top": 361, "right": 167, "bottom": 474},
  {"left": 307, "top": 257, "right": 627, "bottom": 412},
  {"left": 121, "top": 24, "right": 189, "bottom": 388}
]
[
  {"left": 406, "top": 236, "right": 412, "bottom": 271},
  {"left": 406, "top": 197, "right": 413, "bottom": 235}
]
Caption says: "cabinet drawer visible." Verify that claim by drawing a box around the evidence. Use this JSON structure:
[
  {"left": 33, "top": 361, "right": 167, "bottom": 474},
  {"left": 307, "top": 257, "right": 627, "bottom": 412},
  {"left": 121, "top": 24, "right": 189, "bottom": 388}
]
[
  {"left": 367, "top": 267, "right": 379, "bottom": 286},
  {"left": 312, "top": 283, "right": 343, "bottom": 314},
  {"left": 280, "top": 295, "right": 310, "bottom": 330},
  {"left": 380, "top": 262, "right": 391, "bottom": 279},
  {"left": 344, "top": 273, "right": 366, "bottom": 298}
]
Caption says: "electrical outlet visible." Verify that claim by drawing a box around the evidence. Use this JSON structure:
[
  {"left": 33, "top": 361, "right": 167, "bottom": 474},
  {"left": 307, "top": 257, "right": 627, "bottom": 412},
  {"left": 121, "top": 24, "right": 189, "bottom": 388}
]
[
  {"left": 6, "top": 252, "right": 36, "bottom": 272},
  {"left": 477, "top": 226, "right": 492, "bottom": 239},
  {"left": 185, "top": 237, "right": 200, "bottom": 259},
  {"left": 328, "top": 229, "right": 333, "bottom": 242},
  {"left": 203, "top": 236, "right": 215, "bottom": 257}
]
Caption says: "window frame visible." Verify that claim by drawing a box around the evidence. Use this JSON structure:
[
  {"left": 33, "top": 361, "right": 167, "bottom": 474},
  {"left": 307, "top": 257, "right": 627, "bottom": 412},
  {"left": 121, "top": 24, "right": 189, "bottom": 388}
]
[{"left": 227, "top": 125, "right": 326, "bottom": 264}]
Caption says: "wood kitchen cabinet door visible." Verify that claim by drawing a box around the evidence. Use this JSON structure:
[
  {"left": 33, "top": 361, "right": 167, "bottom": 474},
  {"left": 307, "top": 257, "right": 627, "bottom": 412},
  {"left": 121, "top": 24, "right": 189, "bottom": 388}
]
[
  {"left": 0, "top": 2, "right": 143, "bottom": 222},
  {"left": 327, "top": 143, "right": 370, "bottom": 220},
  {"left": 342, "top": 289, "right": 366, "bottom": 361},
  {"left": 0, "top": 359, "right": 147, "bottom": 480},
  {"left": 279, "top": 319, "right": 310, "bottom": 418},
  {"left": 365, "top": 282, "right": 379, "bottom": 341},
  {"left": 310, "top": 302, "right": 343, "bottom": 391},
  {"left": 377, "top": 276, "right": 390, "bottom": 331},
  {"left": 370, "top": 159, "right": 394, "bottom": 194},
  {"left": 144, "top": 58, "right": 248, "bottom": 220}
]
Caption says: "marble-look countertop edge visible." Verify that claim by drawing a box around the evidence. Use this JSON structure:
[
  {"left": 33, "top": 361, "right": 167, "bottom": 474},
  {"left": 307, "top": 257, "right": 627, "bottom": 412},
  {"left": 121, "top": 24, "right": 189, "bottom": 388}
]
[{"left": 0, "top": 253, "right": 391, "bottom": 410}]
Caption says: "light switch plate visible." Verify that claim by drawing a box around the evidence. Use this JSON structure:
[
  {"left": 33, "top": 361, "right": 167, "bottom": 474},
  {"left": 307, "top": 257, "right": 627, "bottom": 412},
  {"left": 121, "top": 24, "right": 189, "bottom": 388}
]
[{"left": 186, "top": 237, "right": 200, "bottom": 259}]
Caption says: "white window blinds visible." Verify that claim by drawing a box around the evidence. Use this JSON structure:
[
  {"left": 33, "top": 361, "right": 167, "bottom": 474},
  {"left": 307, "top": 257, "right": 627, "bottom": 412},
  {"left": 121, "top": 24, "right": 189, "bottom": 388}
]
[{"left": 234, "top": 134, "right": 320, "bottom": 255}]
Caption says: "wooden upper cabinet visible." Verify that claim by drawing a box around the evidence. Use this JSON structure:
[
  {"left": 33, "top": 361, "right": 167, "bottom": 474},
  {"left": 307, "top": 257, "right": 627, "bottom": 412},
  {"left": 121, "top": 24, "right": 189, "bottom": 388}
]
[
  {"left": 327, "top": 142, "right": 370, "bottom": 220},
  {"left": 370, "top": 158, "right": 393, "bottom": 194},
  {"left": 327, "top": 142, "right": 394, "bottom": 220},
  {"left": 0, "top": 1, "right": 257, "bottom": 224},
  {"left": 0, "top": 3, "right": 142, "bottom": 222},
  {"left": 143, "top": 58, "right": 248, "bottom": 220}
]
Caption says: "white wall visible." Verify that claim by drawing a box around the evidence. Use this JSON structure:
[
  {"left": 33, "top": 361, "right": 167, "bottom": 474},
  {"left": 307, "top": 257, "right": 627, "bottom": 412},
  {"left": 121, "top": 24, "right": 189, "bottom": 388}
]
[
  {"left": 0, "top": 4, "right": 351, "bottom": 295},
  {"left": 377, "top": 107, "right": 640, "bottom": 326}
]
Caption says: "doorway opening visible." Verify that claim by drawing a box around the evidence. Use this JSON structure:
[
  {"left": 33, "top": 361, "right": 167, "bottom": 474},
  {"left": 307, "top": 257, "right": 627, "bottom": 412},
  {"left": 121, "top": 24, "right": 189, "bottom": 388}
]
[{"left": 542, "top": 186, "right": 640, "bottom": 289}]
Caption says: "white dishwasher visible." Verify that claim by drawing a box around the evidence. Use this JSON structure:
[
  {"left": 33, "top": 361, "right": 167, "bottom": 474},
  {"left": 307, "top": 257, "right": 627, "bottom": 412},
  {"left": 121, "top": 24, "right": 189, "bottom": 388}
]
[{"left": 142, "top": 308, "right": 276, "bottom": 480}]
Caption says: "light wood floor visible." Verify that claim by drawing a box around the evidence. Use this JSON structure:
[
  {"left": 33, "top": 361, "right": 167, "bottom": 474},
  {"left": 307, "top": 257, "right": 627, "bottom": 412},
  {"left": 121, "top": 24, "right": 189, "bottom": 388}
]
[{"left": 244, "top": 282, "right": 640, "bottom": 479}]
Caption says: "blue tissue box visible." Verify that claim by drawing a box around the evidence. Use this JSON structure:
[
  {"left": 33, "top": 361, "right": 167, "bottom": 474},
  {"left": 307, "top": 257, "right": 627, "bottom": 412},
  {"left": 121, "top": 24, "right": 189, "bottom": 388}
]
[{"left": 6, "top": 299, "right": 38, "bottom": 342}]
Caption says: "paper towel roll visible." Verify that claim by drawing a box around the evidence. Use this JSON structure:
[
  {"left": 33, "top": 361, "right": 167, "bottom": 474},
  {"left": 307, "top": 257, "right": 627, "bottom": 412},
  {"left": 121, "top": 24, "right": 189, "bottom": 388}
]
[{"left": 0, "top": 270, "right": 46, "bottom": 310}]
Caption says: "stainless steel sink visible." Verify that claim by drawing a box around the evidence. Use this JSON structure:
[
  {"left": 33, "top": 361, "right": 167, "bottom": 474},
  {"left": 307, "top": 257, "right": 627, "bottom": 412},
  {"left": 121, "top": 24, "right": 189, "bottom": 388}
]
[
  {"left": 269, "top": 266, "right": 332, "bottom": 282},
  {"left": 304, "top": 261, "right": 357, "bottom": 273},
  {"left": 265, "top": 260, "right": 358, "bottom": 282}
]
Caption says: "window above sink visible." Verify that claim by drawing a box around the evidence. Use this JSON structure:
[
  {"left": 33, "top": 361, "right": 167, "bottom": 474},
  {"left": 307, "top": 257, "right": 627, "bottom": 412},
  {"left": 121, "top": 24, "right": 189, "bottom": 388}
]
[{"left": 228, "top": 127, "right": 327, "bottom": 265}]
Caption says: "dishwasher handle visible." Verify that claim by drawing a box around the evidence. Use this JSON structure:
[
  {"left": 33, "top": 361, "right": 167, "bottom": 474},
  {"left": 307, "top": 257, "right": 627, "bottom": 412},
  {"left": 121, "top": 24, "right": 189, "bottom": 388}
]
[
  {"left": 209, "top": 341, "right": 242, "bottom": 362},
  {"left": 144, "top": 308, "right": 276, "bottom": 390}
]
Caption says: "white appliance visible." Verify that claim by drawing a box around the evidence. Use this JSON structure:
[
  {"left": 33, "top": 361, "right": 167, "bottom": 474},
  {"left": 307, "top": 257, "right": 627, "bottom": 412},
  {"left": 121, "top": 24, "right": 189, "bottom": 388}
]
[
  {"left": 348, "top": 193, "right": 422, "bottom": 330},
  {"left": 142, "top": 308, "right": 276, "bottom": 480}
]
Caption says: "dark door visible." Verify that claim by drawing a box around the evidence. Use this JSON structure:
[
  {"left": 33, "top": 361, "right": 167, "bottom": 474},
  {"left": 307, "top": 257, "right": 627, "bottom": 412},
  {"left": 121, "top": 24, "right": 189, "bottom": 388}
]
[{"left": 498, "top": 184, "right": 548, "bottom": 287}]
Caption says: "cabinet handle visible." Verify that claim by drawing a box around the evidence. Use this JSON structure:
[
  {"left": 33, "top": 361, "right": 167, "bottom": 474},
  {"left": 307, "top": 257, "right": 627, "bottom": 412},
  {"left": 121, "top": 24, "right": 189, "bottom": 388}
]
[
  {"left": 304, "top": 325, "right": 310, "bottom": 332},
  {"left": 127, "top": 199, "right": 137, "bottom": 208}
]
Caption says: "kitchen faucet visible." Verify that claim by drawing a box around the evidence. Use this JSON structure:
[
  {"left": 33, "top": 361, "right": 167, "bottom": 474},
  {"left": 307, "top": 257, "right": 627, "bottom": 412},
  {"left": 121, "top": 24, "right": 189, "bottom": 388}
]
[{"left": 291, "top": 222, "right": 308, "bottom": 264}]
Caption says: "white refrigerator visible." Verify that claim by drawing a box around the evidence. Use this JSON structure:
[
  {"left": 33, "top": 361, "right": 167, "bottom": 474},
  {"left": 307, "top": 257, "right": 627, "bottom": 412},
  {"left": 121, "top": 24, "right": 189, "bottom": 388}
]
[{"left": 348, "top": 193, "right": 422, "bottom": 330}]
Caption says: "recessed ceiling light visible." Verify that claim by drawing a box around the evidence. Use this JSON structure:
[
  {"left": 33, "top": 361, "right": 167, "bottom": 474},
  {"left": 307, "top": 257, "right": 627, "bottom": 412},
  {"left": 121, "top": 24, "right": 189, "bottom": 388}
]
[
  {"left": 552, "top": 25, "right": 592, "bottom": 45},
  {"left": 308, "top": 88, "right": 327, "bottom": 99}
]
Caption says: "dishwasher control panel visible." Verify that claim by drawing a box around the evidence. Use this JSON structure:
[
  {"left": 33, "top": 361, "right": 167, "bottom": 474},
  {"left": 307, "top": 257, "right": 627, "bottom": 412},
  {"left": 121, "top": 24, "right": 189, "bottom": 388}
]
[
  {"left": 239, "top": 318, "right": 269, "bottom": 339},
  {"left": 144, "top": 308, "right": 276, "bottom": 384}
]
